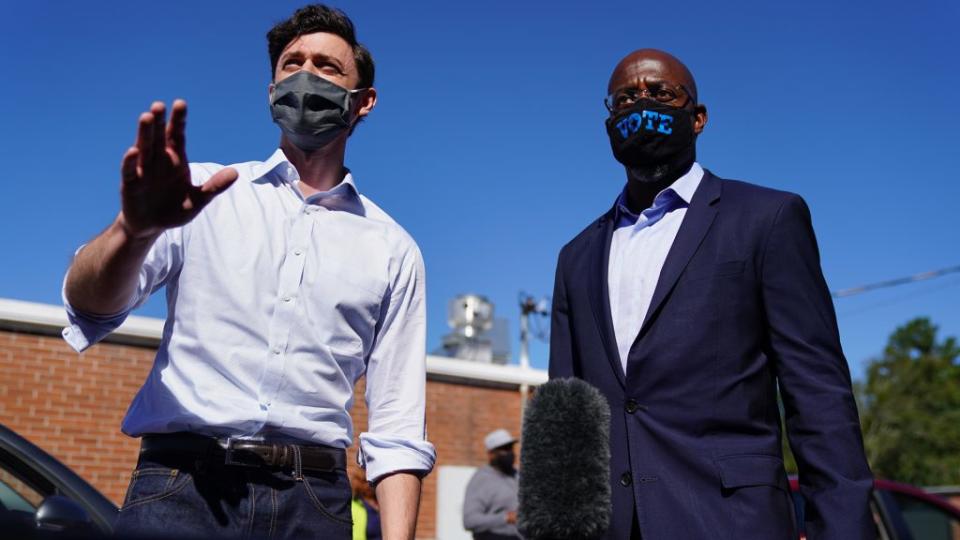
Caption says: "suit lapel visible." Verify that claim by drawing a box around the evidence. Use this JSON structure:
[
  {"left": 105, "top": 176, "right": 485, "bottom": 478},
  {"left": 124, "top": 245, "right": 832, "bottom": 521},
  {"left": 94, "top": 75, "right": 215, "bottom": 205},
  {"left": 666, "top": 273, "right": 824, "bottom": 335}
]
[
  {"left": 587, "top": 208, "right": 626, "bottom": 389},
  {"left": 637, "top": 171, "right": 722, "bottom": 337}
]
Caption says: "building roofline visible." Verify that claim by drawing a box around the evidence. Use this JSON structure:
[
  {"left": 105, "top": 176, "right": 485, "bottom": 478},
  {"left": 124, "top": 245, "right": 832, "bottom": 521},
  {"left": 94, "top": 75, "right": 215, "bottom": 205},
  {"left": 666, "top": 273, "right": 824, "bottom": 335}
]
[{"left": 0, "top": 298, "right": 548, "bottom": 387}]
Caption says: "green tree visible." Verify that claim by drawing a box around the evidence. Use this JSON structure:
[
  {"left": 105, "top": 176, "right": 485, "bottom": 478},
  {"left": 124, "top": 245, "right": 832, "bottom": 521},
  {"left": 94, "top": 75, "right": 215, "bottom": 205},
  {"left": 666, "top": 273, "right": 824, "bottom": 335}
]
[{"left": 859, "top": 317, "right": 960, "bottom": 485}]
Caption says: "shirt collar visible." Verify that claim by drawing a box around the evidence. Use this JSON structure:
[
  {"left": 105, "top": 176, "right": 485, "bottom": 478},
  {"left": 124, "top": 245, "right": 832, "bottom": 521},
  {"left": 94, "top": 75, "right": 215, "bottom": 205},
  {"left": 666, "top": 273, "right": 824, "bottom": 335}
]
[
  {"left": 252, "top": 148, "right": 365, "bottom": 215},
  {"left": 304, "top": 171, "right": 364, "bottom": 215},
  {"left": 250, "top": 148, "right": 290, "bottom": 181},
  {"left": 670, "top": 162, "right": 703, "bottom": 204},
  {"left": 615, "top": 162, "right": 704, "bottom": 223}
]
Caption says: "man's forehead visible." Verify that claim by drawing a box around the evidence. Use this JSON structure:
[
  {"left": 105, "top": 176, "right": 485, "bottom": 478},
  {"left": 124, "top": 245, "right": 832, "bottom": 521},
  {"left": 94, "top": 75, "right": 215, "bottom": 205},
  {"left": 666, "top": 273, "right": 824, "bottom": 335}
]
[
  {"left": 608, "top": 52, "right": 693, "bottom": 93},
  {"left": 280, "top": 32, "right": 353, "bottom": 60}
]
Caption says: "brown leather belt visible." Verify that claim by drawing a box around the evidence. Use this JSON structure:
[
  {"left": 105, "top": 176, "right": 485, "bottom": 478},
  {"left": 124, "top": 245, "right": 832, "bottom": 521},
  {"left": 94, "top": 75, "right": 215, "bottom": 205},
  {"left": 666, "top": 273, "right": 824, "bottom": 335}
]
[{"left": 140, "top": 432, "right": 346, "bottom": 472}]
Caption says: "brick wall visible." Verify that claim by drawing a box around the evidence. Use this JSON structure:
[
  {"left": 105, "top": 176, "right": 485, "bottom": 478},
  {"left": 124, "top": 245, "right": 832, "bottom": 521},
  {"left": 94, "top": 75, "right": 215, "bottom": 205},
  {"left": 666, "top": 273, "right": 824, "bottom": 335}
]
[
  {"left": 421, "top": 381, "right": 524, "bottom": 538},
  {"left": 0, "top": 331, "right": 152, "bottom": 503},
  {"left": 0, "top": 327, "right": 526, "bottom": 539}
]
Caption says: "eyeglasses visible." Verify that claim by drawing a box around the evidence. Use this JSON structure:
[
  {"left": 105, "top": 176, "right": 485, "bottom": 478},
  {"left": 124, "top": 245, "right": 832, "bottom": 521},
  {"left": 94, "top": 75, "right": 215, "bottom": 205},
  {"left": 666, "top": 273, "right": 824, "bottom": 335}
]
[{"left": 604, "top": 82, "right": 692, "bottom": 113}]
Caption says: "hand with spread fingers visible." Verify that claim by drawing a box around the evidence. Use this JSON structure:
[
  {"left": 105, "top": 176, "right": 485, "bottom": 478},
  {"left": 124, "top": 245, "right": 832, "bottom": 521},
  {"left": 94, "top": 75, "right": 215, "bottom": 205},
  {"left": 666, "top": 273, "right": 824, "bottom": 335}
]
[{"left": 119, "top": 99, "right": 238, "bottom": 239}]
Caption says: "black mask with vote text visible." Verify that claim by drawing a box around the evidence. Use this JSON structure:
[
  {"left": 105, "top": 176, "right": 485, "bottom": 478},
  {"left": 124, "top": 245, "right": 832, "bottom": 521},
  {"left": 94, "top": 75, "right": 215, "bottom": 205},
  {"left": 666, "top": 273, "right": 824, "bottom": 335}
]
[{"left": 605, "top": 99, "right": 696, "bottom": 177}]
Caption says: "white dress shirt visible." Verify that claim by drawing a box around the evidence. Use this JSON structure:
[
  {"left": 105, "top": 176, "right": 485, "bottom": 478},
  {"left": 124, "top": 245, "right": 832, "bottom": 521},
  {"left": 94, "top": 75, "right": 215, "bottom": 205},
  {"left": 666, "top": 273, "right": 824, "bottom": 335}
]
[
  {"left": 62, "top": 149, "right": 436, "bottom": 482},
  {"left": 608, "top": 163, "right": 704, "bottom": 374}
]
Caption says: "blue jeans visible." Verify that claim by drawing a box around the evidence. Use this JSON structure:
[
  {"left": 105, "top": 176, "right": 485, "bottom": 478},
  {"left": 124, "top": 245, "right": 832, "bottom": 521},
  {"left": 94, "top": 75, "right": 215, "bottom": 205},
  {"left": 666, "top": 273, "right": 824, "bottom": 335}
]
[{"left": 113, "top": 450, "right": 353, "bottom": 539}]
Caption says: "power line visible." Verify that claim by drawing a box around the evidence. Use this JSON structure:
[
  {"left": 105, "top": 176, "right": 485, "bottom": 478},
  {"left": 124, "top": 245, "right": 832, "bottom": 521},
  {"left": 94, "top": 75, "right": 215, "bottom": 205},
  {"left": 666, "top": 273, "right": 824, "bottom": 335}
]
[
  {"left": 837, "top": 276, "right": 960, "bottom": 318},
  {"left": 832, "top": 265, "right": 960, "bottom": 298}
]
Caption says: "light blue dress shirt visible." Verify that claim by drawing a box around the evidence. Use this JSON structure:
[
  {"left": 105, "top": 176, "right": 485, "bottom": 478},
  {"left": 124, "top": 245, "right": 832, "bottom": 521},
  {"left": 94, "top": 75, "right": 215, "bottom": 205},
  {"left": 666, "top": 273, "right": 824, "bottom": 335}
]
[
  {"left": 62, "top": 149, "right": 436, "bottom": 482},
  {"left": 607, "top": 163, "right": 704, "bottom": 374}
]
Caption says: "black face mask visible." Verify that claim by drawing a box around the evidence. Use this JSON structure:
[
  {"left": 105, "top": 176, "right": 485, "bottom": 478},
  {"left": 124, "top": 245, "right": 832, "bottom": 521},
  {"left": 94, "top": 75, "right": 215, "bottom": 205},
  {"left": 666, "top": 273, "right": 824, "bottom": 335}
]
[
  {"left": 492, "top": 451, "right": 515, "bottom": 474},
  {"left": 605, "top": 99, "right": 696, "bottom": 176},
  {"left": 269, "top": 71, "right": 361, "bottom": 152}
]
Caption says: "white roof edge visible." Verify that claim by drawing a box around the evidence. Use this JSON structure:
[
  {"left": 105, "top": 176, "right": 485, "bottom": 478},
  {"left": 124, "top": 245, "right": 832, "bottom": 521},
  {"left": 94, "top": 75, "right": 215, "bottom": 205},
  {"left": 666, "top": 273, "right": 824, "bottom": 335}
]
[
  {"left": 0, "top": 298, "right": 548, "bottom": 387},
  {"left": 425, "top": 355, "right": 548, "bottom": 386},
  {"left": 0, "top": 297, "right": 164, "bottom": 339}
]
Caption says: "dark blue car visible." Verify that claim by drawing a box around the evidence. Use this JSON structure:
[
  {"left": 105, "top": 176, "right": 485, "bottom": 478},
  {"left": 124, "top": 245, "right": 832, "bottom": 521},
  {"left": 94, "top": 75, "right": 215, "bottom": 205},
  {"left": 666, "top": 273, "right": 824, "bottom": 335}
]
[{"left": 0, "top": 424, "right": 117, "bottom": 536}]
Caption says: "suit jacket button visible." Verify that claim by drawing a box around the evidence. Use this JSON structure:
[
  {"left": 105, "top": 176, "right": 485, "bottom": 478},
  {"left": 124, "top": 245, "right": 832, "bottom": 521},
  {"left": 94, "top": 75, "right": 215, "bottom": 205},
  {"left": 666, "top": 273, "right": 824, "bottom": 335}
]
[
  {"left": 625, "top": 399, "right": 638, "bottom": 414},
  {"left": 620, "top": 472, "right": 632, "bottom": 487}
]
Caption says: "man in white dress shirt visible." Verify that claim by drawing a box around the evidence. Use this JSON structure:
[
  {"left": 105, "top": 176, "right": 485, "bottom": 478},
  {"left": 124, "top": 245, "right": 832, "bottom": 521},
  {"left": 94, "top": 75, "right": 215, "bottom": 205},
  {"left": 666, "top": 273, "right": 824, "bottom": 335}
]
[{"left": 62, "top": 5, "right": 434, "bottom": 539}]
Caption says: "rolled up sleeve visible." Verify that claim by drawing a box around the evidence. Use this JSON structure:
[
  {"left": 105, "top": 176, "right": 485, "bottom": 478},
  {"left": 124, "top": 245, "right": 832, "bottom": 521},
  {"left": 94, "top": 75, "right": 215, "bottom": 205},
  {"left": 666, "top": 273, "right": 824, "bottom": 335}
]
[
  {"left": 62, "top": 228, "right": 182, "bottom": 352},
  {"left": 359, "top": 241, "right": 436, "bottom": 483}
]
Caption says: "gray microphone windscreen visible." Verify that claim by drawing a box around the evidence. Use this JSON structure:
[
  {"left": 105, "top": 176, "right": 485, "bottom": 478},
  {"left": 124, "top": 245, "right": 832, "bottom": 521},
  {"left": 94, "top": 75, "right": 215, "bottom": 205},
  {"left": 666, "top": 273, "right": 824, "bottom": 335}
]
[{"left": 518, "top": 378, "right": 611, "bottom": 540}]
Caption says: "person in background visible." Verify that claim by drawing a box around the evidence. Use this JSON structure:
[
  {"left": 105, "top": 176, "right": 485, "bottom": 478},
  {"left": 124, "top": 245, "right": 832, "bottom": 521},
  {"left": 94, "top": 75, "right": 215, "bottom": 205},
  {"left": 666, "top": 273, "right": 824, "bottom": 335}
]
[{"left": 462, "top": 429, "right": 522, "bottom": 540}]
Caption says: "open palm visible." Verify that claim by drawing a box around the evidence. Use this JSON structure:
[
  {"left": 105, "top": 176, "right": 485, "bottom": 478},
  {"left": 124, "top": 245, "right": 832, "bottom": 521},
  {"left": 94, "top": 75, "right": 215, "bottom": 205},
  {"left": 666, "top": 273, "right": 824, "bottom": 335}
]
[{"left": 119, "top": 100, "right": 237, "bottom": 239}]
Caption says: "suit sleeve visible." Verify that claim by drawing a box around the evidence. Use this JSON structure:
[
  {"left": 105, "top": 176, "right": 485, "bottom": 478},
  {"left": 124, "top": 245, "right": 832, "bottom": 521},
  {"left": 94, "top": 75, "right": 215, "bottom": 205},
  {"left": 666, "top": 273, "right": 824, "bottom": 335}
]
[
  {"left": 760, "top": 194, "right": 874, "bottom": 540},
  {"left": 549, "top": 250, "right": 576, "bottom": 379}
]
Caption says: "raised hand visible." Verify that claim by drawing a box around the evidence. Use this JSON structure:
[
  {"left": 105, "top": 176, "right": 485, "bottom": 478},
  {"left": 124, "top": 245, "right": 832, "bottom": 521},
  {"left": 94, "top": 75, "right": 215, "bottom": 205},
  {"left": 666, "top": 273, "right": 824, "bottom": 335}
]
[{"left": 119, "top": 100, "right": 238, "bottom": 239}]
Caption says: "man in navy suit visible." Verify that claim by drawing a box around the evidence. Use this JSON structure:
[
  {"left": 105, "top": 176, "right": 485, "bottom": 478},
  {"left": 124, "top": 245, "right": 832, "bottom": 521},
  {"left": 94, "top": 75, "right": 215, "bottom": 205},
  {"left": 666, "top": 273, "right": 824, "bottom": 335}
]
[{"left": 548, "top": 49, "right": 874, "bottom": 539}]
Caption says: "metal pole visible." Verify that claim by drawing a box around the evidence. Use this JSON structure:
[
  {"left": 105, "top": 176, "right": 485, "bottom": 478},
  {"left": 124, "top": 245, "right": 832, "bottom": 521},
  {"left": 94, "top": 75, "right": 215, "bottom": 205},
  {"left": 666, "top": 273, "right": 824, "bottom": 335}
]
[
  {"left": 519, "top": 300, "right": 532, "bottom": 416},
  {"left": 519, "top": 309, "right": 530, "bottom": 370}
]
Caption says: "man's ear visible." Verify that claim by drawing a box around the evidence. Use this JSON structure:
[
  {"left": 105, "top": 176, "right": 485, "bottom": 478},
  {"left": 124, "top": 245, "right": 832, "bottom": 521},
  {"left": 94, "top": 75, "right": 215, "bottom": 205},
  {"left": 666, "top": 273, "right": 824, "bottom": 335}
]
[
  {"left": 693, "top": 103, "right": 708, "bottom": 135},
  {"left": 355, "top": 87, "right": 377, "bottom": 120},
  {"left": 267, "top": 82, "right": 275, "bottom": 103}
]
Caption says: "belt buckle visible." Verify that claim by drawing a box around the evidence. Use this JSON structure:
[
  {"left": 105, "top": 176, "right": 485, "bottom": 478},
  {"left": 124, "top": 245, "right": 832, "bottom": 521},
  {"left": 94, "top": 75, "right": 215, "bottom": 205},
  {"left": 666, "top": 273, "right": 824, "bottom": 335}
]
[{"left": 223, "top": 437, "right": 259, "bottom": 468}]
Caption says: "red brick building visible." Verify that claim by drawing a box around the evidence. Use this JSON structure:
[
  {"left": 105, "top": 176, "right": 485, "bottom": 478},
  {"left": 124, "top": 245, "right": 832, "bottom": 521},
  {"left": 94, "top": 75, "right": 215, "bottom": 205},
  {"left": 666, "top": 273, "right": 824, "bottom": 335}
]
[{"left": 0, "top": 298, "right": 545, "bottom": 539}]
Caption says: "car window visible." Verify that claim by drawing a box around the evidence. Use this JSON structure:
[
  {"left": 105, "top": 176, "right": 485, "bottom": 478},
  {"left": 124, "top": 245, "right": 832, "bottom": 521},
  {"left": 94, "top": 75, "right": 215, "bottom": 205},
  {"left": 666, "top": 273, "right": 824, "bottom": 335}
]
[
  {"left": 0, "top": 427, "right": 117, "bottom": 535},
  {"left": 889, "top": 492, "right": 960, "bottom": 540},
  {"left": 0, "top": 468, "right": 41, "bottom": 511}
]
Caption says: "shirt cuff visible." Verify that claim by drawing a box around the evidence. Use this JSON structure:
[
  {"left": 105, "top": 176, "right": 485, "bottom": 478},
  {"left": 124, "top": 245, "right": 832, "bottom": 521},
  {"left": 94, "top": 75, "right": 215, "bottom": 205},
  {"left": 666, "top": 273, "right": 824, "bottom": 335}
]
[
  {"left": 62, "top": 301, "right": 130, "bottom": 353},
  {"left": 358, "top": 432, "right": 437, "bottom": 484}
]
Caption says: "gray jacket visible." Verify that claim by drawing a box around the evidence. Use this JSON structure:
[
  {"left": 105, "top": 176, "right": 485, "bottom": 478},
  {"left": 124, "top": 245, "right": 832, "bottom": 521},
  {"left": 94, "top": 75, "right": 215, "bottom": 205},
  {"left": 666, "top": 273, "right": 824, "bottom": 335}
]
[{"left": 462, "top": 465, "right": 520, "bottom": 537}]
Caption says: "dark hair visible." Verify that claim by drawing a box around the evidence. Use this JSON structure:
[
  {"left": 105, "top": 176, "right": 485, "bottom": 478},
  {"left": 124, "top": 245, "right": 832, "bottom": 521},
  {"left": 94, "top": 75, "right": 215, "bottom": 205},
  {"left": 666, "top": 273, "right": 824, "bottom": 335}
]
[{"left": 267, "top": 4, "right": 375, "bottom": 88}]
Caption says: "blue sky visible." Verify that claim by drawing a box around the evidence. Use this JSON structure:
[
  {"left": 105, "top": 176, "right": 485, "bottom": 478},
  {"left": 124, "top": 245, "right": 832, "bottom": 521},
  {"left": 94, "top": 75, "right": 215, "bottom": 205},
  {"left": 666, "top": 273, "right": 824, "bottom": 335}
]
[{"left": 1, "top": 0, "right": 957, "bottom": 379}]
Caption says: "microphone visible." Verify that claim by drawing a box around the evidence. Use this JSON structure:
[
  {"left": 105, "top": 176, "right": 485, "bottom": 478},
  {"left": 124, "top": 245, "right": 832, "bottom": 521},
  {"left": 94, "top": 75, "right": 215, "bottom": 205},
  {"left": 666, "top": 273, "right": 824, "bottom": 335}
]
[{"left": 518, "top": 378, "right": 611, "bottom": 540}]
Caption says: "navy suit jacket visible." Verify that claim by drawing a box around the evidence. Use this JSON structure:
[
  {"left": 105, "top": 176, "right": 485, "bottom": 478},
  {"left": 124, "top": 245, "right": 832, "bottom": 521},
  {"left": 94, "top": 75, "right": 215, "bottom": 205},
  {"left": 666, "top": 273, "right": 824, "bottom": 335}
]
[{"left": 549, "top": 171, "right": 873, "bottom": 540}]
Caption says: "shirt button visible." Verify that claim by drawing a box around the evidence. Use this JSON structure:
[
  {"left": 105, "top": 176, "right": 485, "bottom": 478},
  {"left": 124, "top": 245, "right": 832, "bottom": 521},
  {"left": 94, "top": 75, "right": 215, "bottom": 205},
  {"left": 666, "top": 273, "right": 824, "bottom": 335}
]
[
  {"left": 259, "top": 403, "right": 268, "bottom": 411},
  {"left": 293, "top": 249, "right": 303, "bottom": 256},
  {"left": 625, "top": 399, "right": 639, "bottom": 414},
  {"left": 282, "top": 296, "right": 292, "bottom": 303},
  {"left": 620, "top": 472, "right": 633, "bottom": 487},
  {"left": 272, "top": 346, "right": 281, "bottom": 355}
]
